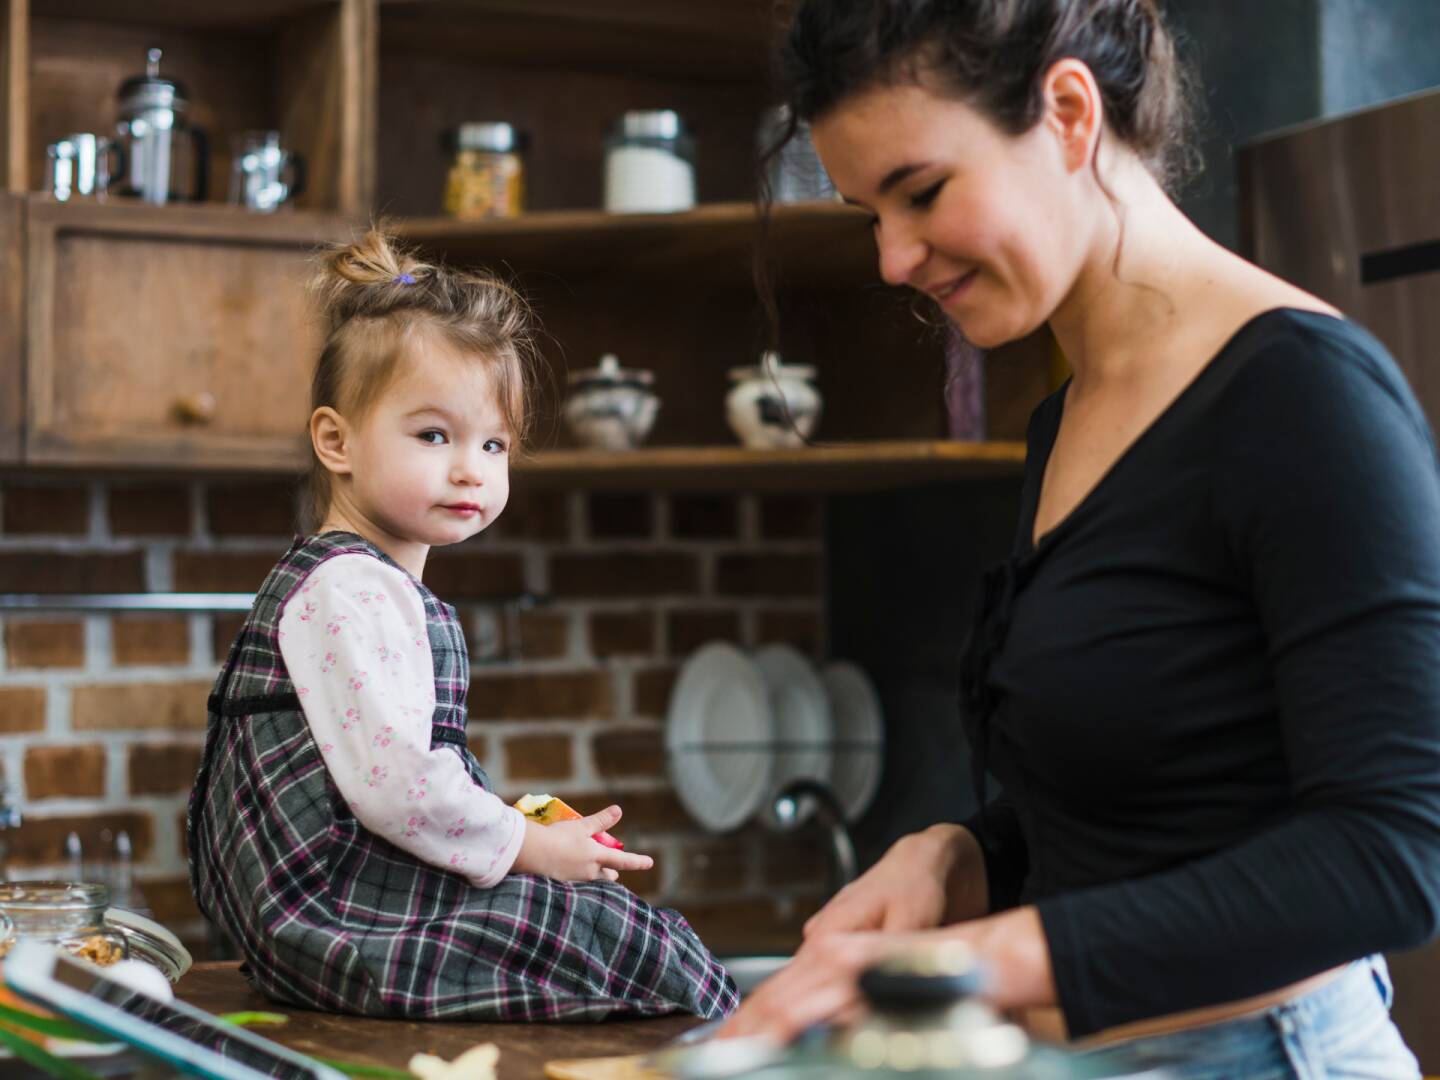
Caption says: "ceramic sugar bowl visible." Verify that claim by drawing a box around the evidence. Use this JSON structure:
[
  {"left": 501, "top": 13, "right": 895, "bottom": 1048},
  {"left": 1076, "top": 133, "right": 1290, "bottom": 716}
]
[
  {"left": 726, "top": 351, "right": 821, "bottom": 449},
  {"left": 564, "top": 354, "right": 659, "bottom": 451}
]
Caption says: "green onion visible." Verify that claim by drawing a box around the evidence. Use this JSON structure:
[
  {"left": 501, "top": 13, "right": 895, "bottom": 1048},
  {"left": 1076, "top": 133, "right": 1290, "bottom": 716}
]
[
  {"left": 0, "top": 1001, "right": 108, "bottom": 1043},
  {"left": 218, "top": 1011, "right": 290, "bottom": 1027}
]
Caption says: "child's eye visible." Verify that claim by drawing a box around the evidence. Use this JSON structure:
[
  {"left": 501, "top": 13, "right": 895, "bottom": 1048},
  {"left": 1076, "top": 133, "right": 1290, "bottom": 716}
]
[
  {"left": 483, "top": 438, "right": 508, "bottom": 455},
  {"left": 417, "top": 430, "right": 448, "bottom": 445},
  {"left": 909, "top": 179, "right": 944, "bottom": 209}
]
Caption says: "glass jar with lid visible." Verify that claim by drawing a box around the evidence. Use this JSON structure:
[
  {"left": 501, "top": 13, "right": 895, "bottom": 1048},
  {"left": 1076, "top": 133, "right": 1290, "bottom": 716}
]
[
  {"left": 442, "top": 122, "right": 527, "bottom": 220},
  {"left": 0, "top": 881, "right": 127, "bottom": 966},
  {"left": 603, "top": 109, "right": 696, "bottom": 214}
]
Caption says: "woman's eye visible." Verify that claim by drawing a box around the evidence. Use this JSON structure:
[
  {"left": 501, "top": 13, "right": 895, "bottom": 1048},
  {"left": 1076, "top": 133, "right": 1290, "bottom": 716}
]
[
  {"left": 909, "top": 180, "right": 944, "bottom": 209},
  {"left": 417, "top": 430, "right": 447, "bottom": 445},
  {"left": 483, "top": 438, "right": 508, "bottom": 454}
]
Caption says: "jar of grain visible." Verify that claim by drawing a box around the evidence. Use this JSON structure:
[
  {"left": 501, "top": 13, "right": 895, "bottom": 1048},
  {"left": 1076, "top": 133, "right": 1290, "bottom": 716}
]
[{"left": 443, "top": 122, "right": 526, "bottom": 219}]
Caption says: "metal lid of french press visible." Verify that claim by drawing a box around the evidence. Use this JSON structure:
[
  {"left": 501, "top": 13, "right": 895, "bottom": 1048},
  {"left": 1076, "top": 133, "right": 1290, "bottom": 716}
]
[
  {"left": 117, "top": 48, "right": 190, "bottom": 114},
  {"left": 453, "top": 122, "right": 526, "bottom": 154}
]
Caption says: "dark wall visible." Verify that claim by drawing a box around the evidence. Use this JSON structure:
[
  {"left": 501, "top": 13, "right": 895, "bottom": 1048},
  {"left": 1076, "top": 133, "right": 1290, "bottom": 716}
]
[{"left": 825, "top": 477, "right": 1022, "bottom": 866}]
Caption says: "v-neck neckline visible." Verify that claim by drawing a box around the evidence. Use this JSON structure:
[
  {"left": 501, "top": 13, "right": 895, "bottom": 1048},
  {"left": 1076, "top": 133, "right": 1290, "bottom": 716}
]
[{"left": 1021, "top": 307, "right": 1343, "bottom": 557}]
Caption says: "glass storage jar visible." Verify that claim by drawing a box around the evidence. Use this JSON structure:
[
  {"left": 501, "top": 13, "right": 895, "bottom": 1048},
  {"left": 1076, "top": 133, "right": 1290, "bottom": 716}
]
[
  {"left": 603, "top": 109, "right": 695, "bottom": 214},
  {"left": 443, "top": 122, "right": 526, "bottom": 219},
  {"left": 0, "top": 882, "right": 127, "bottom": 966}
]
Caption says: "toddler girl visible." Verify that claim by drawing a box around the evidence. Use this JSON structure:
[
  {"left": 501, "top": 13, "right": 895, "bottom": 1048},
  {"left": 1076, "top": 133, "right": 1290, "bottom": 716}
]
[{"left": 188, "top": 230, "right": 737, "bottom": 1020}]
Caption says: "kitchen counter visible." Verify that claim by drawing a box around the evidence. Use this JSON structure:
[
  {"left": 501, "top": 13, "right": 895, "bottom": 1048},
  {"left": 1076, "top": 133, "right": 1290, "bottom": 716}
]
[{"left": 164, "top": 961, "right": 705, "bottom": 1079}]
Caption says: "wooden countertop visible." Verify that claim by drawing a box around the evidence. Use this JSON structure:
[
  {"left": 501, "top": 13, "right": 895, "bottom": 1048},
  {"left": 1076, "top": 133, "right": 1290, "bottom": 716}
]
[{"left": 169, "top": 961, "right": 705, "bottom": 1079}]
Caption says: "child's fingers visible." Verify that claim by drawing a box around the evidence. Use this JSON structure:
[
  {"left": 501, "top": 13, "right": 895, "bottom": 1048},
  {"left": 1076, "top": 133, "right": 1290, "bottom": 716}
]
[
  {"left": 600, "top": 868, "right": 620, "bottom": 882},
  {"left": 600, "top": 847, "right": 654, "bottom": 873},
  {"left": 580, "top": 805, "right": 623, "bottom": 834}
]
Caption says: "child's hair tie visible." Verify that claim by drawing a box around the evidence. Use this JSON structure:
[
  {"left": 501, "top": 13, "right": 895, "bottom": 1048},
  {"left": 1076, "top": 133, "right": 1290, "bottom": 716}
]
[{"left": 394, "top": 273, "right": 417, "bottom": 285}]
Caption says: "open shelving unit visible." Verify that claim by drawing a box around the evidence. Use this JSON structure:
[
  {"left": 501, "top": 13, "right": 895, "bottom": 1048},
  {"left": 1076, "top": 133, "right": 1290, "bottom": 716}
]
[{"left": 0, "top": 0, "right": 1055, "bottom": 483}]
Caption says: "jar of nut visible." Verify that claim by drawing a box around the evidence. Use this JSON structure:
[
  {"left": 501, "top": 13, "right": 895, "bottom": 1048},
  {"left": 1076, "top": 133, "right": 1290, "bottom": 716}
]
[
  {"left": 442, "top": 122, "right": 526, "bottom": 219},
  {"left": 0, "top": 881, "right": 127, "bottom": 966}
]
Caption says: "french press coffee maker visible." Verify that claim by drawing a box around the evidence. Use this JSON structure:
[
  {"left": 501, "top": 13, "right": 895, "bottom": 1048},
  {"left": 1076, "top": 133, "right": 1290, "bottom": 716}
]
[{"left": 114, "top": 47, "right": 209, "bottom": 205}]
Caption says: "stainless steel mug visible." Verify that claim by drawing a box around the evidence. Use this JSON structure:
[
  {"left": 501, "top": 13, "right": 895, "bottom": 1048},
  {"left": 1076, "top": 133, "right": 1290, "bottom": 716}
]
[{"left": 228, "top": 130, "right": 306, "bottom": 212}]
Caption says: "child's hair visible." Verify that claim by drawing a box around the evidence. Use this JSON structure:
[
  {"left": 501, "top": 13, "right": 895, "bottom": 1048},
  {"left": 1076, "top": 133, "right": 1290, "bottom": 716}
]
[{"left": 301, "top": 228, "right": 539, "bottom": 533}]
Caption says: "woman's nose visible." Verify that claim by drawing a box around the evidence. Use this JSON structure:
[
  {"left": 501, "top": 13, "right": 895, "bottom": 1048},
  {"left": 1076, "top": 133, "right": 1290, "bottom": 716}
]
[{"left": 876, "top": 221, "right": 927, "bottom": 288}]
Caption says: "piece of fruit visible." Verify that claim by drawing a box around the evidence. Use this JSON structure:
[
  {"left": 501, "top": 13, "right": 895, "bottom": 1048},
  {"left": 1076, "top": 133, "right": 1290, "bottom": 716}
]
[{"left": 513, "top": 794, "right": 624, "bottom": 850}]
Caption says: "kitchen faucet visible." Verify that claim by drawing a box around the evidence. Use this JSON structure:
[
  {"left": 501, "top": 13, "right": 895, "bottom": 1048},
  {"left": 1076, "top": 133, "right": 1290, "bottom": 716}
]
[{"left": 770, "top": 777, "right": 857, "bottom": 898}]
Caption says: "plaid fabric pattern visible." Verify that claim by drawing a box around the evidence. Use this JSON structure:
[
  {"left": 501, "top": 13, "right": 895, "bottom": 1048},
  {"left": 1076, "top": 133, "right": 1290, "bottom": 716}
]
[{"left": 188, "top": 531, "right": 737, "bottom": 1020}]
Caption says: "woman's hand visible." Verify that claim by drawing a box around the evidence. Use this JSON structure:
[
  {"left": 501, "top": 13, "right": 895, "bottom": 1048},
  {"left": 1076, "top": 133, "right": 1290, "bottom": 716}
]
[
  {"left": 511, "top": 805, "right": 654, "bottom": 882},
  {"left": 717, "top": 907, "right": 1056, "bottom": 1045},
  {"left": 802, "top": 824, "right": 989, "bottom": 938}
]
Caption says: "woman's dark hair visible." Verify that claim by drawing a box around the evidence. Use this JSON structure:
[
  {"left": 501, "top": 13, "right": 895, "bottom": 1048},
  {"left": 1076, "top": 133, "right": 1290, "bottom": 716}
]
[{"left": 774, "top": 0, "right": 1197, "bottom": 194}]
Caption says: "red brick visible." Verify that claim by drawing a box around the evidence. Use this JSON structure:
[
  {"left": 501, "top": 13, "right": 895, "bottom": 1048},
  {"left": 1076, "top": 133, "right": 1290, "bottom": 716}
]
[
  {"left": 5, "top": 620, "right": 84, "bottom": 668},
  {"left": 670, "top": 495, "right": 738, "bottom": 539},
  {"left": 759, "top": 836, "right": 830, "bottom": 887},
  {"left": 756, "top": 609, "right": 824, "bottom": 657},
  {"left": 503, "top": 734, "right": 574, "bottom": 782},
  {"left": 177, "top": 810, "right": 189, "bottom": 859},
  {"left": 206, "top": 481, "right": 301, "bottom": 537},
  {"left": 172, "top": 551, "right": 279, "bottom": 592},
  {"left": 633, "top": 667, "right": 678, "bottom": 718},
  {"left": 715, "top": 554, "right": 821, "bottom": 597},
  {"left": 0, "top": 687, "right": 46, "bottom": 732},
  {"left": 469, "top": 671, "right": 611, "bottom": 720},
  {"left": 759, "top": 495, "right": 823, "bottom": 539},
  {"left": 495, "top": 490, "right": 570, "bottom": 542},
  {"left": 589, "top": 611, "right": 655, "bottom": 658},
  {"left": 550, "top": 553, "right": 699, "bottom": 599},
  {"left": 129, "top": 744, "right": 203, "bottom": 796},
  {"left": 0, "top": 552, "right": 144, "bottom": 593},
  {"left": 592, "top": 728, "right": 666, "bottom": 779},
  {"left": 142, "top": 876, "right": 203, "bottom": 926},
  {"left": 424, "top": 553, "right": 526, "bottom": 598},
  {"left": 113, "top": 616, "right": 191, "bottom": 666},
  {"left": 587, "top": 494, "right": 652, "bottom": 539},
  {"left": 2, "top": 484, "right": 88, "bottom": 535},
  {"left": 24, "top": 744, "right": 106, "bottom": 799},
  {"left": 596, "top": 788, "right": 689, "bottom": 832},
  {"left": 508, "top": 611, "right": 570, "bottom": 660},
  {"left": 7, "top": 812, "right": 152, "bottom": 868},
  {"left": 674, "top": 899, "right": 799, "bottom": 947},
  {"left": 72, "top": 681, "right": 210, "bottom": 731},
  {"left": 466, "top": 732, "right": 489, "bottom": 765},
  {"left": 671, "top": 837, "right": 751, "bottom": 894},
  {"left": 109, "top": 484, "right": 192, "bottom": 537},
  {"left": 666, "top": 610, "right": 741, "bottom": 657},
  {"left": 211, "top": 614, "right": 247, "bottom": 662}
]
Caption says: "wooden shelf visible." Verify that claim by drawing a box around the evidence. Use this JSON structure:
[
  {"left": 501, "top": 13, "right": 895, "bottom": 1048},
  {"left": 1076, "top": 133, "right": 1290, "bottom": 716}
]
[
  {"left": 396, "top": 201, "right": 880, "bottom": 288},
  {"left": 512, "top": 441, "right": 1027, "bottom": 492}
]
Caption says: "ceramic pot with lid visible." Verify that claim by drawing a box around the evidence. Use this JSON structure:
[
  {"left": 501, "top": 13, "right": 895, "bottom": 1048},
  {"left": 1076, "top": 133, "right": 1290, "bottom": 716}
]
[
  {"left": 726, "top": 351, "right": 821, "bottom": 449},
  {"left": 564, "top": 354, "right": 660, "bottom": 451},
  {"left": 115, "top": 47, "right": 209, "bottom": 205}
]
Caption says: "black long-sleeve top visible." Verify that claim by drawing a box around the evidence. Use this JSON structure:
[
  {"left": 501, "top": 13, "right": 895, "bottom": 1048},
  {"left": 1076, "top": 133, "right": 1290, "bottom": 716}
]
[{"left": 959, "top": 308, "right": 1440, "bottom": 1037}]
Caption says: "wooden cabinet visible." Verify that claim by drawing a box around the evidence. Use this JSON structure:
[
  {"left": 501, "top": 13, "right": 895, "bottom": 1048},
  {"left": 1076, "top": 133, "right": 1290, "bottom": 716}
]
[
  {"left": 0, "top": 0, "right": 1049, "bottom": 485},
  {"left": 24, "top": 198, "right": 354, "bottom": 469}
]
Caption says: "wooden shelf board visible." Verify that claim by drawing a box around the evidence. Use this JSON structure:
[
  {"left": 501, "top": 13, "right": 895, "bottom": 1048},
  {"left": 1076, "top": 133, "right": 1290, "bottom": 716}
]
[
  {"left": 512, "top": 441, "right": 1028, "bottom": 492},
  {"left": 396, "top": 201, "right": 880, "bottom": 288},
  {"left": 31, "top": 0, "right": 325, "bottom": 30}
]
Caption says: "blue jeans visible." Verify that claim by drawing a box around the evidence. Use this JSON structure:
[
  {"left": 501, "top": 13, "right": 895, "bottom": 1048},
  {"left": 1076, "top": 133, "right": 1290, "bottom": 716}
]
[{"left": 1082, "top": 957, "right": 1421, "bottom": 1079}]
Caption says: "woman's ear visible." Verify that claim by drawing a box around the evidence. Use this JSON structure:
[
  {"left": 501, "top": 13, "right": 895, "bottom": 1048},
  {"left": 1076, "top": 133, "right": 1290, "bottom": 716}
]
[
  {"left": 311, "top": 407, "right": 353, "bottom": 476},
  {"left": 1041, "top": 58, "right": 1104, "bottom": 175}
]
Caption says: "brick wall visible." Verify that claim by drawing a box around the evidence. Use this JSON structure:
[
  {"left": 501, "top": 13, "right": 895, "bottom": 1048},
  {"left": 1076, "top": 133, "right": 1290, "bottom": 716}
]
[{"left": 0, "top": 477, "right": 830, "bottom": 956}]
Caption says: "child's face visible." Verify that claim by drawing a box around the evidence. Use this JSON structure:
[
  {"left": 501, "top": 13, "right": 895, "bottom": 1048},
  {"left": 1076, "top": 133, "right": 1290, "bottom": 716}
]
[{"left": 344, "top": 343, "right": 512, "bottom": 550}]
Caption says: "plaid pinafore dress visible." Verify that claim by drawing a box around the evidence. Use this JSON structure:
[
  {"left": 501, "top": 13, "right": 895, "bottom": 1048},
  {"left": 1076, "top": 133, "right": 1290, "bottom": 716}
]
[{"left": 188, "top": 531, "right": 737, "bottom": 1020}]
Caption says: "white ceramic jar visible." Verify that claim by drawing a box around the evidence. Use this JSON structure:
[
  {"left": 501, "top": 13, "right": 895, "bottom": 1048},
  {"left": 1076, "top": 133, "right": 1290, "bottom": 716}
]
[
  {"left": 603, "top": 110, "right": 695, "bottom": 214},
  {"left": 564, "top": 354, "right": 660, "bottom": 451},
  {"left": 725, "top": 351, "right": 821, "bottom": 449}
]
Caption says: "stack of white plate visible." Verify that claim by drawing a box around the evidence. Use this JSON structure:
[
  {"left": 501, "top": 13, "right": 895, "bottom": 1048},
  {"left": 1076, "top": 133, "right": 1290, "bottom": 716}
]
[{"left": 665, "top": 641, "right": 883, "bottom": 832}]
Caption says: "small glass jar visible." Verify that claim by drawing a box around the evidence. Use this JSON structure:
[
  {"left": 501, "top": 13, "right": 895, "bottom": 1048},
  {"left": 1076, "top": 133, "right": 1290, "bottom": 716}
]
[
  {"left": 443, "top": 122, "right": 526, "bottom": 220},
  {"left": 603, "top": 110, "right": 696, "bottom": 214},
  {"left": 0, "top": 881, "right": 127, "bottom": 966}
]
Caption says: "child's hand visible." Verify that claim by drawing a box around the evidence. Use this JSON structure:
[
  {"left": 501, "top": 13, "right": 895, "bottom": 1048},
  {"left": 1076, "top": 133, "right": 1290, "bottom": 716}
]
[{"left": 511, "top": 805, "right": 654, "bottom": 883}]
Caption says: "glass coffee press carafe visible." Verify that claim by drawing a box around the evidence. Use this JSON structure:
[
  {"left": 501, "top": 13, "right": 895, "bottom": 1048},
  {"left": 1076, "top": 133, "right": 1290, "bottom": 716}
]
[{"left": 114, "top": 47, "right": 209, "bottom": 205}]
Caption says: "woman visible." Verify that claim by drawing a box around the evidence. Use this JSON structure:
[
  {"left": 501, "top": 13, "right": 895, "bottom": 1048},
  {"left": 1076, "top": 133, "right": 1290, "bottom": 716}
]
[{"left": 721, "top": 0, "right": 1440, "bottom": 1073}]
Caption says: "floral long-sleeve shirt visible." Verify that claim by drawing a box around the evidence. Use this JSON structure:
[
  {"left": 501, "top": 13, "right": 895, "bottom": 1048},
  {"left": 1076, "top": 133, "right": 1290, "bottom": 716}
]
[{"left": 277, "top": 553, "right": 524, "bottom": 887}]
